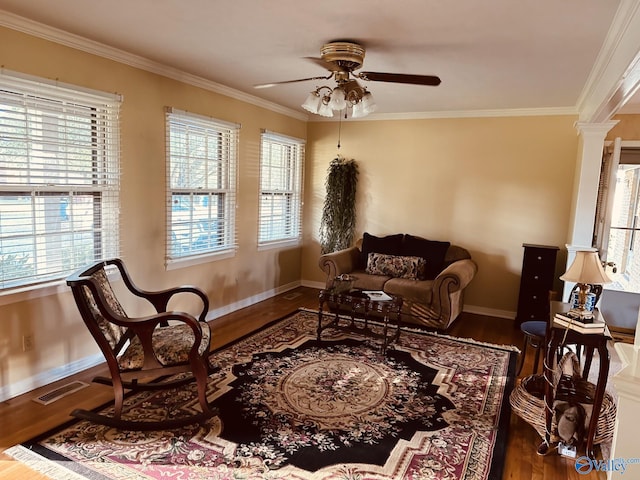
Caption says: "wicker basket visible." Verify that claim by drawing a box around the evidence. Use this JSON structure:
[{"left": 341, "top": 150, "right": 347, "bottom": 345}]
[{"left": 509, "top": 353, "right": 617, "bottom": 445}]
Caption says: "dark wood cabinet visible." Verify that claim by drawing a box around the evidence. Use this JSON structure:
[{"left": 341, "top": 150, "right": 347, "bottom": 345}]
[{"left": 515, "top": 244, "right": 559, "bottom": 326}]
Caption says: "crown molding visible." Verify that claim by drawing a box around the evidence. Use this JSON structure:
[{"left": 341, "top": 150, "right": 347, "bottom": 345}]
[
  {"left": 308, "top": 106, "right": 578, "bottom": 122},
  {"left": 0, "top": 9, "right": 595, "bottom": 124},
  {"left": 576, "top": 0, "right": 640, "bottom": 122},
  {"left": 0, "top": 10, "right": 308, "bottom": 122}
]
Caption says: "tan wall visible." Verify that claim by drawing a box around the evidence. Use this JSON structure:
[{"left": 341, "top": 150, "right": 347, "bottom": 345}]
[
  {"left": 0, "top": 27, "right": 306, "bottom": 392},
  {"left": 0, "top": 24, "right": 585, "bottom": 396},
  {"left": 301, "top": 116, "right": 579, "bottom": 314},
  {"left": 609, "top": 114, "right": 640, "bottom": 139}
]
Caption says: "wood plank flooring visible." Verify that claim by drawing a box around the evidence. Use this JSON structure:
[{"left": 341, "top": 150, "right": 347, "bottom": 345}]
[{"left": 0, "top": 286, "right": 606, "bottom": 479}]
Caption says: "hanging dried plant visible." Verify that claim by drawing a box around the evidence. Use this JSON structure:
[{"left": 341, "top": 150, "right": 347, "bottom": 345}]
[{"left": 319, "top": 155, "right": 359, "bottom": 254}]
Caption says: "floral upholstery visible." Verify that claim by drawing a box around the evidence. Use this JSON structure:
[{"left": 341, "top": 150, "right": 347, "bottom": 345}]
[
  {"left": 118, "top": 322, "right": 212, "bottom": 371},
  {"left": 82, "top": 269, "right": 128, "bottom": 349},
  {"left": 79, "top": 265, "right": 211, "bottom": 371},
  {"left": 366, "top": 252, "right": 426, "bottom": 280},
  {"left": 66, "top": 258, "right": 216, "bottom": 429}
]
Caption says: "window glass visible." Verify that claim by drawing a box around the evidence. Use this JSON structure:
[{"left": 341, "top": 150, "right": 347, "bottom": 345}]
[
  {"left": 258, "top": 131, "right": 304, "bottom": 246},
  {"left": 0, "top": 72, "right": 120, "bottom": 289},
  {"left": 166, "top": 109, "right": 238, "bottom": 261}
]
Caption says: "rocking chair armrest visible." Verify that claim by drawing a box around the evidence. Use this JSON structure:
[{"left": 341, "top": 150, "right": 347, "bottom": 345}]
[
  {"left": 110, "top": 259, "right": 209, "bottom": 320},
  {"left": 112, "top": 311, "right": 203, "bottom": 331},
  {"left": 137, "top": 286, "right": 210, "bottom": 321}
]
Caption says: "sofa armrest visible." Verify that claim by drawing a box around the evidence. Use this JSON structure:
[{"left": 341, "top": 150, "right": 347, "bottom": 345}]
[
  {"left": 318, "top": 247, "right": 361, "bottom": 286},
  {"left": 429, "top": 258, "right": 477, "bottom": 326},
  {"left": 433, "top": 258, "right": 477, "bottom": 293}
]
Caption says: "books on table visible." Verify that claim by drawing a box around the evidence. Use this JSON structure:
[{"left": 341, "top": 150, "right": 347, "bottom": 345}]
[
  {"left": 553, "top": 310, "right": 606, "bottom": 334},
  {"left": 362, "top": 290, "right": 393, "bottom": 301}
]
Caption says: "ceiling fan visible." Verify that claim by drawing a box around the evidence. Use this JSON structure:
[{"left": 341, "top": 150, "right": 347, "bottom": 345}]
[{"left": 254, "top": 41, "right": 441, "bottom": 118}]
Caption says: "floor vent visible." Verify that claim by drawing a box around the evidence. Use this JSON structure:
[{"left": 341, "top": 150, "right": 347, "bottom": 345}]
[
  {"left": 33, "top": 381, "right": 90, "bottom": 405},
  {"left": 283, "top": 292, "right": 302, "bottom": 300}
]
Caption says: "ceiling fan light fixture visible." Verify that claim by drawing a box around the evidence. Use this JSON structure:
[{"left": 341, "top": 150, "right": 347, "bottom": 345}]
[
  {"left": 361, "top": 91, "right": 377, "bottom": 114},
  {"left": 301, "top": 91, "right": 321, "bottom": 114},
  {"left": 256, "top": 41, "right": 441, "bottom": 118},
  {"left": 317, "top": 101, "right": 334, "bottom": 117},
  {"left": 351, "top": 101, "right": 366, "bottom": 118},
  {"left": 328, "top": 87, "right": 347, "bottom": 111}
]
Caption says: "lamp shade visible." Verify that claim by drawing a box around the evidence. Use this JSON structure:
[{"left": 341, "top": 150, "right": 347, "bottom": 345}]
[
  {"left": 301, "top": 91, "right": 321, "bottom": 114},
  {"left": 351, "top": 101, "right": 366, "bottom": 118},
  {"left": 361, "top": 91, "right": 377, "bottom": 114},
  {"left": 328, "top": 87, "right": 347, "bottom": 110},
  {"left": 317, "top": 101, "right": 334, "bottom": 118},
  {"left": 560, "top": 250, "right": 611, "bottom": 284}
]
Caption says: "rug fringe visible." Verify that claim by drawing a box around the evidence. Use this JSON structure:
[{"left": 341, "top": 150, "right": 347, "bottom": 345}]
[
  {"left": 4, "top": 445, "right": 87, "bottom": 479},
  {"left": 299, "top": 307, "right": 520, "bottom": 353}
]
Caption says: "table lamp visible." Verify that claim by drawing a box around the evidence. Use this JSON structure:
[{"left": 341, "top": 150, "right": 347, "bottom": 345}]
[{"left": 560, "top": 249, "right": 611, "bottom": 318}]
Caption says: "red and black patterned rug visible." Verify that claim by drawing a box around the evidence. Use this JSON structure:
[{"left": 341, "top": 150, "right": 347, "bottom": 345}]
[{"left": 7, "top": 309, "right": 517, "bottom": 479}]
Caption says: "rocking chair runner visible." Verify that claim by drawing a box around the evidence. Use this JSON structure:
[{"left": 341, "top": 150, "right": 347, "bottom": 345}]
[{"left": 66, "top": 258, "right": 217, "bottom": 430}]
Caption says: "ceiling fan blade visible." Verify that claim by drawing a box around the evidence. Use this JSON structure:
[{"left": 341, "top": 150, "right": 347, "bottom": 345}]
[
  {"left": 304, "top": 56, "right": 343, "bottom": 72},
  {"left": 357, "top": 72, "right": 441, "bottom": 86},
  {"left": 253, "top": 74, "right": 333, "bottom": 89}
]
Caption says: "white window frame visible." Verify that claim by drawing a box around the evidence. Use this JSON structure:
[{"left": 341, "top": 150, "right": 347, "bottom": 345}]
[
  {"left": 0, "top": 70, "right": 121, "bottom": 291},
  {"left": 258, "top": 130, "right": 304, "bottom": 249},
  {"left": 165, "top": 108, "right": 239, "bottom": 267},
  {"left": 595, "top": 139, "right": 640, "bottom": 293}
]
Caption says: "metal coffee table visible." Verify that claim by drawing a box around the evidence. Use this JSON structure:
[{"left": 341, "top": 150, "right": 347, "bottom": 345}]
[{"left": 317, "top": 289, "right": 403, "bottom": 354}]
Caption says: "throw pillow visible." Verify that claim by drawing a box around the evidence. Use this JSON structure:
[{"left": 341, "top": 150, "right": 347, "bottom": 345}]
[
  {"left": 402, "top": 234, "right": 451, "bottom": 280},
  {"left": 366, "top": 253, "right": 426, "bottom": 280},
  {"left": 360, "top": 232, "right": 404, "bottom": 268}
]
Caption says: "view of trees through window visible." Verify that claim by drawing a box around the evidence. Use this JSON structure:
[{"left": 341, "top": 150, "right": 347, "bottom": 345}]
[
  {"left": 0, "top": 74, "right": 120, "bottom": 288},
  {"left": 606, "top": 164, "right": 640, "bottom": 293},
  {"left": 166, "top": 109, "right": 238, "bottom": 261}
]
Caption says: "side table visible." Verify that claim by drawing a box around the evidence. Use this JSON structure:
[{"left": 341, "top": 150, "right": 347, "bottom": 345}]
[
  {"left": 537, "top": 301, "right": 611, "bottom": 459},
  {"left": 317, "top": 289, "right": 403, "bottom": 354}
]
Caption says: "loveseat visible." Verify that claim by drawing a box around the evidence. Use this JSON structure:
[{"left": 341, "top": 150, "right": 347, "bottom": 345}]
[{"left": 318, "top": 233, "right": 477, "bottom": 330}]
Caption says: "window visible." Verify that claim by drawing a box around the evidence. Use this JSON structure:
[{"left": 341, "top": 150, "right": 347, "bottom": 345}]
[
  {"left": 594, "top": 141, "right": 640, "bottom": 293},
  {"left": 258, "top": 130, "right": 304, "bottom": 247},
  {"left": 0, "top": 71, "right": 121, "bottom": 289},
  {"left": 166, "top": 108, "right": 239, "bottom": 263}
]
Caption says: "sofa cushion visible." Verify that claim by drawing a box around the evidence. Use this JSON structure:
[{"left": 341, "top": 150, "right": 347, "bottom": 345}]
[
  {"left": 360, "top": 232, "right": 404, "bottom": 268},
  {"left": 402, "top": 235, "right": 451, "bottom": 280},
  {"left": 366, "top": 253, "right": 426, "bottom": 280},
  {"left": 350, "top": 270, "right": 391, "bottom": 291},
  {"left": 384, "top": 277, "right": 434, "bottom": 304}
]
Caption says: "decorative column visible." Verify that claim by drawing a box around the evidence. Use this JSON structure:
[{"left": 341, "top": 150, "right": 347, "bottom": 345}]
[{"left": 564, "top": 121, "right": 618, "bottom": 300}]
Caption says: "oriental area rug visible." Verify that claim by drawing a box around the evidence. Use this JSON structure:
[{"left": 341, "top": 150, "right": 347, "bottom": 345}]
[{"left": 7, "top": 309, "right": 517, "bottom": 480}]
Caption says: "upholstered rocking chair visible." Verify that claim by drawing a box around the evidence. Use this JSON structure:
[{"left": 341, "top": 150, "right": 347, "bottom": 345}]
[{"left": 66, "top": 258, "right": 217, "bottom": 430}]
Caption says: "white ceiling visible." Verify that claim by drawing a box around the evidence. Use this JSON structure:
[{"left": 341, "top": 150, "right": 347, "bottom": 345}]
[{"left": 0, "top": 0, "right": 635, "bottom": 119}]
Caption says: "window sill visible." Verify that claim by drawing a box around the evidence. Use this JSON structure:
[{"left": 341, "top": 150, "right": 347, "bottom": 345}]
[
  {"left": 166, "top": 249, "right": 236, "bottom": 270},
  {"left": 0, "top": 279, "right": 70, "bottom": 307},
  {"left": 0, "top": 267, "right": 124, "bottom": 307},
  {"left": 257, "top": 239, "right": 301, "bottom": 251}
]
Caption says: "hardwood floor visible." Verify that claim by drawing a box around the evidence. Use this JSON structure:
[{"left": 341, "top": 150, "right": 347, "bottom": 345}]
[{"left": 0, "top": 286, "right": 606, "bottom": 479}]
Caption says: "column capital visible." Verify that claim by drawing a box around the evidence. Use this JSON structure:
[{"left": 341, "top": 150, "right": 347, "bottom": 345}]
[{"left": 574, "top": 120, "right": 619, "bottom": 138}]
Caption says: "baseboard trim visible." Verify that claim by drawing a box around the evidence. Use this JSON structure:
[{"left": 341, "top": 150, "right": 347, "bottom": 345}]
[
  {"left": 206, "top": 280, "right": 302, "bottom": 320},
  {"left": 0, "top": 353, "right": 104, "bottom": 403},
  {"left": 300, "top": 280, "right": 326, "bottom": 289},
  {"left": 2, "top": 283, "right": 514, "bottom": 402},
  {"left": 463, "top": 304, "right": 516, "bottom": 320},
  {"left": 2, "top": 282, "right": 304, "bottom": 403},
  {"left": 303, "top": 280, "right": 517, "bottom": 321}
]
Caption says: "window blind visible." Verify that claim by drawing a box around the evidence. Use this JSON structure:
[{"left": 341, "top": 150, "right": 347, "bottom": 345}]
[
  {"left": 258, "top": 130, "right": 305, "bottom": 246},
  {"left": 165, "top": 108, "right": 239, "bottom": 262},
  {"left": 0, "top": 70, "right": 121, "bottom": 289}
]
